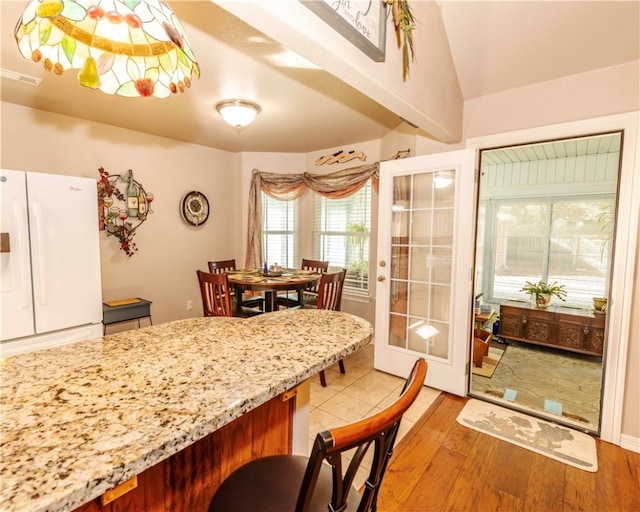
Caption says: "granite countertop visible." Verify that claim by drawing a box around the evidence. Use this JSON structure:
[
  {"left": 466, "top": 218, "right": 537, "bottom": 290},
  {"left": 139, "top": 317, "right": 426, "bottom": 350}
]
[{"left": 0, "top": 309, "right": 373, "bottom": 512}]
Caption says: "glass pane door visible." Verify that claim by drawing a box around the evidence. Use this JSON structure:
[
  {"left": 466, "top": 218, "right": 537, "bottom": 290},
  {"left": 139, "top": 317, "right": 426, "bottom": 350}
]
[{"left": 375, "top": 150, "right": 476, "bottom": 395}]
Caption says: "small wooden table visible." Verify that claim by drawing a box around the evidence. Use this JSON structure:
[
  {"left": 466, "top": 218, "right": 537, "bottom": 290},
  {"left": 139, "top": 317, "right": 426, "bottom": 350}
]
[
  {"left": 227, "top": 270, "right": 321, "bottom": 313},
  {"left": 102, "top": 298, "right": 152, "bottom": 333}
]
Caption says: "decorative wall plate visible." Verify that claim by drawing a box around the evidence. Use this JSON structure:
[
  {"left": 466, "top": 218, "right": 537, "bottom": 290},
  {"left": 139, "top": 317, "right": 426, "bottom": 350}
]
[
  {"left": 98, "top": 167, "right": 153, "bottom": 257},
  {"left": 180, "top": 191, "right": 209, "bottom": 226}
]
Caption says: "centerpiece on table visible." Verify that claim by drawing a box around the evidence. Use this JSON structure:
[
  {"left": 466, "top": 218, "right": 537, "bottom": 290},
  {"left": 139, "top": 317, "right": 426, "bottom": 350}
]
[{"left": 519, "top": 280, "right": 567, "bottom": 309}]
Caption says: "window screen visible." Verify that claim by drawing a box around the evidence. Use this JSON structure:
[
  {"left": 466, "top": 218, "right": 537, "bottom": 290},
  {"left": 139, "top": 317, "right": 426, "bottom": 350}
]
[
  {"left": 488, "top": 195, "right": 615, "bottom": 308},
  {"left": 313, "top": 181, "right": 372, "bottom": 293},
  {"left": 262, "top": 193, "right": 298, "bottom": 269}
]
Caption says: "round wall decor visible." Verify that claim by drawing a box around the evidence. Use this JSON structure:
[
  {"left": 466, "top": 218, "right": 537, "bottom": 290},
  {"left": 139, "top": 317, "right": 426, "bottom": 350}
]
[{"left": 180, "top": 191, "right": 210, "bottom": 226}]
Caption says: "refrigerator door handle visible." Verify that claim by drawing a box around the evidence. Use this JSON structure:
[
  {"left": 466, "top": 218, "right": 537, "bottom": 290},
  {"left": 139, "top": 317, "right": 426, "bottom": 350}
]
[
  {"left": 32, "top": 201, "right": 47, "bottom": 305},
  {"left": 14, "top": 201, "right": 32, "bottom": 308}
]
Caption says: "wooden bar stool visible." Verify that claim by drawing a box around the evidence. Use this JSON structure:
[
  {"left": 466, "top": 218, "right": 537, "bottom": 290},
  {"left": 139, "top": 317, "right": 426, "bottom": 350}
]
[{"left": 208, "top": 358, "right": 427, "bottom": 512}]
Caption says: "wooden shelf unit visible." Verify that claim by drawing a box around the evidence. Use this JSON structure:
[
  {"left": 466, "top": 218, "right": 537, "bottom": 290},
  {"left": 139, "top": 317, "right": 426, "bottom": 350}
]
[{"left": 498, "top": 300, "right": 605, "bottom": 356}]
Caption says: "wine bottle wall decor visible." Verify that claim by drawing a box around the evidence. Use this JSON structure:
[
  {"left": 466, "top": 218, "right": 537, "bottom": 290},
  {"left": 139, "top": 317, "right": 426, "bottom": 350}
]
[{"left": 97, "top": 167, "right": 154, "bottom": 257}]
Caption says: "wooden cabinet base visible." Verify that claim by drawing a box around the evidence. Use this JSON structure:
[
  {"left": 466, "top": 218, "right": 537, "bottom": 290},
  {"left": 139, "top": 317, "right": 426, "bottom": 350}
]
[
  {"left": 498, "top": 301, "right": 604, "bottom": 356},
  {"left": 74, "top": 395, "right": 293, "bottom": 512}
]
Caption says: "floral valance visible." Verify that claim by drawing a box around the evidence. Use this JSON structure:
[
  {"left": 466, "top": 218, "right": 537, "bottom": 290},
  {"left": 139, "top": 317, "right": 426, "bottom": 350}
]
[{"left": 246, "top": 163, "right": 379, "bottom": 268}]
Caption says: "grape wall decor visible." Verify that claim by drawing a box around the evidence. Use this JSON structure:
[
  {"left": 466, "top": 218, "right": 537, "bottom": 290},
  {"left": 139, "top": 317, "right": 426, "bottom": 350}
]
[{"left": 97, "top": 167, "right": 154, "bottom": 256}]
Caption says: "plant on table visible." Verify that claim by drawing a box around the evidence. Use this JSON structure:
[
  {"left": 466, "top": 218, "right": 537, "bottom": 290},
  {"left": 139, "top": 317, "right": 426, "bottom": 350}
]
[{"left": 519, "top": 280, "right": 567, "bottom": 309}]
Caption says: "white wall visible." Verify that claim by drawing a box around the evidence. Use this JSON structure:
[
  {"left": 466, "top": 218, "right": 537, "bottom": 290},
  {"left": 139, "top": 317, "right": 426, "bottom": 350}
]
[
  {"left": 1, "top": 102, "right": 241, "bottom": 328},
  {"left": 452, "top": 61, "right": 640, "bottom": 443},
  {"left": 463, "top": 62, "right": 639, "bottom": 139},
  {"left": 1, "top": 58, "right": 637, "bottom": 441},
  {"left": 216, "top": 0, "right": 463, "bottom": 143},
  {"left": 384, "top": 61, "right": 639, "bottom": 441}
]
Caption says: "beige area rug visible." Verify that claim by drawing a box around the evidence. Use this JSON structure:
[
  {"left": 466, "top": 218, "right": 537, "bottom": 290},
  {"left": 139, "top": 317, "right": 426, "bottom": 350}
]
[
  {"left": 472, "top": 346, "right": 505, "bottom": 378},
  {"left": 470, "top": 342, "right": 602, "bottom": 430},
  {"left": 457, "top": 398, "right": 598, "bottom": 472}
]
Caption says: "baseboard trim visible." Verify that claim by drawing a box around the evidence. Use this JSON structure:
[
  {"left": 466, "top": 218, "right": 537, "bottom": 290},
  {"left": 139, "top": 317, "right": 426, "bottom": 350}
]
[{"left": 619, "top": 434, "right": 640, "bottom": 454}]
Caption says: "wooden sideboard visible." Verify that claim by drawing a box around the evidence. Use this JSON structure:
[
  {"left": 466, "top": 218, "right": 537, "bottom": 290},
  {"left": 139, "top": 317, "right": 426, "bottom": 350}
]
[{"left": 498, "top": 300, "right": 605, "bottom": 356}]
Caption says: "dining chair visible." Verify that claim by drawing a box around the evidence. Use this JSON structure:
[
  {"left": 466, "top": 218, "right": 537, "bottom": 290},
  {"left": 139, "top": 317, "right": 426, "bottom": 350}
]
[
  {"left": 277, "top": 258, "right": 329, "bottom": 309},
  {"left": 197, "top": 270, "right": 233, "bottom": 317},
  {"left": 207, "top": 358, "right": 427, "bottom": 512},
  {"left": 208, "top": 259, "right": 265, "bottom": 313},
  {"left": 314, "top": 269, "right": 347, "bottom": 386}
]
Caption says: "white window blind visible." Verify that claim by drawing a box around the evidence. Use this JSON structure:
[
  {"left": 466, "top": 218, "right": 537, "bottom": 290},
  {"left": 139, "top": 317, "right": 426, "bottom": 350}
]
[
  {"left": 488, "top": 195, "right": 615, "bottom": 308},
  {"left": 313, "top": 181, "right": 372, "bottom": 293},
  {"left": 262, "top": 193, "right": 298, "bottom": 269}
]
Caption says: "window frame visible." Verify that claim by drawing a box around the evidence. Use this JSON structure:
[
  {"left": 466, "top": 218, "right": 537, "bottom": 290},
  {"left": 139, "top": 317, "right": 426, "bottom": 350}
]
[
  {"left": 482, "top": 193, "right": 616, "bottom": 309},
  {"left": 312, "top": 181, "right": 372, "bottom": 295},
  {"left": 261, "top": 193, "right": 298, "bottom": 269}
]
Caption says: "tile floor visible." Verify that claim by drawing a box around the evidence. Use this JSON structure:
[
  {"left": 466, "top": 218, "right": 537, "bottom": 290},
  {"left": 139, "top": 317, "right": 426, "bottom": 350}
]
[{"left": 308, "top": 343, "right": 441, "bottom": 489}]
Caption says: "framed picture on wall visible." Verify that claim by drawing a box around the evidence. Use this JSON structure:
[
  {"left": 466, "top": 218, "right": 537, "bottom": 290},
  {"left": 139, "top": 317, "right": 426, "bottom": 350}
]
[{"left": 301, "top": 0, "right": 386, "bottom": 62}]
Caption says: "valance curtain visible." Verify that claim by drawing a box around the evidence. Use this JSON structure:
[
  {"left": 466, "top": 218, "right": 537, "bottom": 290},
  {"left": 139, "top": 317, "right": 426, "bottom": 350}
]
[{"left": 246, "top": 163, "right": 380, "bottom": 268}]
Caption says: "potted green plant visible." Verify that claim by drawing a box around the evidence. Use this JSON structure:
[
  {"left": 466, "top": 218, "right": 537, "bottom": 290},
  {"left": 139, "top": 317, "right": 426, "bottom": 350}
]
[{"left": 519, "top": 280, "right": 567, "bottom": 309}]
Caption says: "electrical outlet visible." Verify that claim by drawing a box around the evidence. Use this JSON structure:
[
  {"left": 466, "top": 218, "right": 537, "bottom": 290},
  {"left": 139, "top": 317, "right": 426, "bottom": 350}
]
[{"left": 187, "top": 299, "right": 194, "bottom": 311}]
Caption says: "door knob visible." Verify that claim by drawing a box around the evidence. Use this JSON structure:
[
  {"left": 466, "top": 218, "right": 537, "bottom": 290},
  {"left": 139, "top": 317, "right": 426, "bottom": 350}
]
[
  {"left": 377, "top": 275, "right": 385, "bottom": 282},
  {"left": 379, "top": 260, "right": 386, "bottom": 267}
]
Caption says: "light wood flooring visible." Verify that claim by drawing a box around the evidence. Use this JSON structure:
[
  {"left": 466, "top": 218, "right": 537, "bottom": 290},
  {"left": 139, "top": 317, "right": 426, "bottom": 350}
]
[
  {"left": 378, "top": 393, "right": 640, "bottom": 512},
  {"left": 312, "top": 345, "right": 640, "bottom": 511}
]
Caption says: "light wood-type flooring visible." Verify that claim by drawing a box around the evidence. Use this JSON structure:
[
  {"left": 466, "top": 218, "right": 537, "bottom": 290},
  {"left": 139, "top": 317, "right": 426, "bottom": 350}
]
[
  {"left": 378, "top": 393, "right": 640, "bottom": 512},
  {"left": 314, "top": 345, "right": 640, "bottom": 512}
]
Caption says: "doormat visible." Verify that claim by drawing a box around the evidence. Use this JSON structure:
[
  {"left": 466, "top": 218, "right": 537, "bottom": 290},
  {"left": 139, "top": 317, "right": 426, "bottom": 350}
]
[
  {"left": 472, "top": 346, "right": 505, "bottom": 378},
  {"left": 456, "top": 398, "right": 598, "bottom": 472}
]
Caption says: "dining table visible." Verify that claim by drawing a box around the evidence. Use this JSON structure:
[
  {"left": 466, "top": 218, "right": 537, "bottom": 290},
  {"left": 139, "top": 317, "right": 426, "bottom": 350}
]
[{"left": 226, "top": 268, "right": 322, "bottom": 313}]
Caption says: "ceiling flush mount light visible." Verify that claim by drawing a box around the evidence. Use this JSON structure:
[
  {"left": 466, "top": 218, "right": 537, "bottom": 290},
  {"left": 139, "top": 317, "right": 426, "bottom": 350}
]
[
  {"left": 216, "top": 100, "right": 261, "bottom": 128},
  {"left": 14, "top": 0, "right": 200, "bottom": 98}
]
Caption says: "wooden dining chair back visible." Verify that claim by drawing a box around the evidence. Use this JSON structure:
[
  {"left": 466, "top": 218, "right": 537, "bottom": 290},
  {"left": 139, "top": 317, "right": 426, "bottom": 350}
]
[
  {"left": 301, "top": 258, "right": 329, "bottom": 304},
  {"left": 316, "top": 268, "right": 346, "bottom": 311},
  {"left": 277, "top": 258, "right": 329, "bottom": 309},
  {"left": 197, "top": 270, "right": 233, "bottom": 317},
  {"left": 316, "top": 269, "right": 347, "bottom": 386},
  {"left": 207, "top": 259, "right": 236, "bottom": 274},
  {"left": 207, "top": 259, "right": 264, "bottom": 313},
  {"left": 208, "top": 358, "right": 427, "bottom": 512},
  {"left": 301, "top": 258, "right": 329, "bottom": 284}
]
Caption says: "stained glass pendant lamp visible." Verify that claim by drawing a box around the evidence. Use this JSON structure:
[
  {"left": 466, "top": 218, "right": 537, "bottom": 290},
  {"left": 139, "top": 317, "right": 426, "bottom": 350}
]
[{"left": 14, "top": 0, "right": 200, "bottom": 98}]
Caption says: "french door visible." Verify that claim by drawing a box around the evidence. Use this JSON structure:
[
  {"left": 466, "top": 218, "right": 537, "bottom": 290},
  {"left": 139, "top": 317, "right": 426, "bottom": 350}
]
[{"left": 374, "top": 150, "right": 476, "bottom": 395}]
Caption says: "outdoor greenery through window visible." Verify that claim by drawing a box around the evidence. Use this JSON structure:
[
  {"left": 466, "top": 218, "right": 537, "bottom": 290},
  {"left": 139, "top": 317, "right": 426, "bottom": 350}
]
[
  {"left": 313, "top": 181, "right": 372, "bottom": 293},
  {"left": 262, "top": 193, "right": 298, "bottom": 269},
  {"left": 487, "top": 195, "right": 615, "bottom": 309}
]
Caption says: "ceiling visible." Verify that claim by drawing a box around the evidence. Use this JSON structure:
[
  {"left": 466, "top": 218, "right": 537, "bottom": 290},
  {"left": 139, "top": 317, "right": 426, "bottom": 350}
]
[
  {"left": 1, "top": 1, "right": 638, "bottom": 153},
  {"left": 481, "top": 132, "right": 621, "bottom": 165}
]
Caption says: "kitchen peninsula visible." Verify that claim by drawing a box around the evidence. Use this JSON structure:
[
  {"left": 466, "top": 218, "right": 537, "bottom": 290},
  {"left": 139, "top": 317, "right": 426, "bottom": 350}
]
[{"left": 0, "top": 309, "right": 373, "bottom": 512}]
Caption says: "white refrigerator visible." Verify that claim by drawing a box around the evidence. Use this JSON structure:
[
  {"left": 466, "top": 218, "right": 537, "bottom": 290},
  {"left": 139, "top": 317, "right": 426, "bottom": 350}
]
[{"left": 1, "top": 170, "right": 103, "bottom": 356}]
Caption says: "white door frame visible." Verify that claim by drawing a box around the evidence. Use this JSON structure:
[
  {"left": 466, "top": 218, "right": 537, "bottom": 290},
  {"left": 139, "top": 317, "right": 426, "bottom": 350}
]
[
  {"left": 466, "top": 111, "right": 639, "bottom": 445},
  {"left": 374, "top": 150, "right": 476, "bottom": 396}
]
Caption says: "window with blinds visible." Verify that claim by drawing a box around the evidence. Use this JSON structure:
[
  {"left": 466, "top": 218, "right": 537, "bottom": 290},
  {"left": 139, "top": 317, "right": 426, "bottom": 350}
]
[
  {"left": 313, "top": 181, "right": 372, "bottom": 294},
  {"left": 488, "top": 195, "right": 615, "bottom": 308},
  {"left": 262, "top": 193, "right": 298, "bottom": 269}
]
